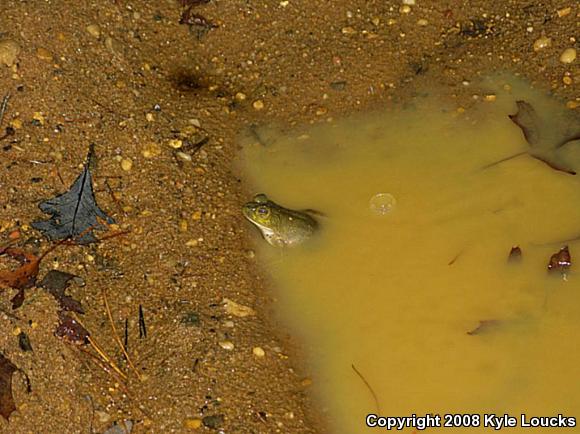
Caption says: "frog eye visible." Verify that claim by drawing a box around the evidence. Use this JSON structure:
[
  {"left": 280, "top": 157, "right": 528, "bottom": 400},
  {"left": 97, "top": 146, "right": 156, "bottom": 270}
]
[
  {"left": 257, "top": 206, "right": 270, "bottom": 217},
  {"left": 254, "top": 194, "right": 268, "bottom": 204}
]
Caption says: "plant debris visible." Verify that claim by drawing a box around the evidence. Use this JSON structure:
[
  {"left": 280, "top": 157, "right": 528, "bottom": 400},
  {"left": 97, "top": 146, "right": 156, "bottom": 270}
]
[
  {"left": 18, "top": 332, "right": 33, "bottom": 352},
  {"left": 483, "top": 100, "right": 580, "bottom": 175},
  {"left": 547, "top": 246, "right": 571, "bottom": 274},
  {"left": 467, "top": 320, "right": 500, "bottom": 335},
  {"left": 0, "top": 243, "right": 60, "bottom": 309},
  {"left": 0, "top": 353, "right": 18, "bottom": 420},
  {"left": 55, "top": 312, "right": 90, "bottom": 344},
  {"left": 179, "top": 0, "right": 217, "bottom": 39},
  {"left": 39, "top": 270, "right": 84, "bottom": 314},
  {"left": 508, "top": 245, "right": 522, "bottom": 262},
  {"left": 31, "top": 145, "right": 115, "bottom": 244}
]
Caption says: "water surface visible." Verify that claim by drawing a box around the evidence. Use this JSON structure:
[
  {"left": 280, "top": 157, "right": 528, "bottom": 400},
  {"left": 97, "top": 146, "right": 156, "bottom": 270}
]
[{"left": 241, "top": 77, "right": 580, "bottom": 433}]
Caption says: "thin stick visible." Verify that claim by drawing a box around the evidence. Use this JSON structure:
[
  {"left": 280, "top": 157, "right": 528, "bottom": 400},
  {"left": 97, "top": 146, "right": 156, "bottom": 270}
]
[
  {"left": 72, "top": 312, "right": 127, "bottom": 380},
  {"left": 102, "top": 288, "right": 142, "bottom": 380},
  {"left": 87, "top": 335, "right": 127, "bottom": 380},
  {"left": 0, "top": 93, "right": 10, "bottom": 127},
  {"left": 352, "top": 364, "right": 381, "bottom": 414},
  {"left": 139, "top": 305, "right": 147, "bottom": 339},
  {"left": 480, "top": 151, "right": 527, "bottom": 170}
]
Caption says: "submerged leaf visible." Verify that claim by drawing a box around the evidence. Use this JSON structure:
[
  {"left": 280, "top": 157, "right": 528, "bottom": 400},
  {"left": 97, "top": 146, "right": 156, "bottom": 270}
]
[
  {"left": 509, "top": 101, "right": 541, "bottom": 146},
  {"left": 467, "top": 320, "right": 500, "bottom": 335},
  {"left": 508, "top": 100, "right": 579, "bottom": 175},
  {"left": 547, "top": 246, "right": 571, "bottom": 273},
  {"left": 55, "top": 312, "right": 89, "bottom": 344},
  {"left": 39, "top": 270, "right": 84, "bottom": 314},
  {"left": 0, "top": 243, "right": 62, "bottom": 309},
  {"left": 507, "top": 245, "right": 522, "bottom": 262},
  {"left": 31, "top": 146, "right": 114, "bottom": 244},
  {"left": 0, "top": 354, "right": 17, "bottom": 420}
]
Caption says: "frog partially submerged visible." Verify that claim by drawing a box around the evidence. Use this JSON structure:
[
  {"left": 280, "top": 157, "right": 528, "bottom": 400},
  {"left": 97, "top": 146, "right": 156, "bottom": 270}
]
[{"left": 242, "top": 194, "right": 319, "bottom": 247}]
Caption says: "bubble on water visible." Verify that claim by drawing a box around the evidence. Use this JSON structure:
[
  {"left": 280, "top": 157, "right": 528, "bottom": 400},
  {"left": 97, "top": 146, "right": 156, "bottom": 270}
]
[{"left": 369, "top": 193, "right": 396, "bottom": 216}]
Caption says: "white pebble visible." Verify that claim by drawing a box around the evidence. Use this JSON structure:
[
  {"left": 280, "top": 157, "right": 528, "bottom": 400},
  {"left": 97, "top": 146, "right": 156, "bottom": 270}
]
[{"left": 219, "top": 341, "right": 234, "bottom": 350}]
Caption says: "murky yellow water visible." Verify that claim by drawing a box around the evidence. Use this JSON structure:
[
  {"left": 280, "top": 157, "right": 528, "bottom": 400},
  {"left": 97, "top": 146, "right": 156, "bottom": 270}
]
[{"left": 241, "top": 77, "right": 580, "bottom": 434}]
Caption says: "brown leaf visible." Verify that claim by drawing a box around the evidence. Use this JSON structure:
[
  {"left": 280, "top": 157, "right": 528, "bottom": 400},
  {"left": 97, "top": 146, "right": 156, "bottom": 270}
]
[
  {"left": 508, "top": 245, "right": 522, "bottom": 262},
  {"left": 0, "top": 353, "right": 17, "bottom": 420},
  {"left": 55, "top": 312, "right": 89, "bottom": 344},
  {"left": 547, "top": 246, "right": 571, "bottom": 273},
  {"left": 0, "top": 242, "right": 61, "bottom": 309}
]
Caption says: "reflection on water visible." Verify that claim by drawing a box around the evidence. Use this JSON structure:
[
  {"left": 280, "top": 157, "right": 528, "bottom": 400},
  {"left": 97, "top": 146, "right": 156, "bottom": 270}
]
[{"left": 241, "top": 77, "right": 580, "bottom": 433}]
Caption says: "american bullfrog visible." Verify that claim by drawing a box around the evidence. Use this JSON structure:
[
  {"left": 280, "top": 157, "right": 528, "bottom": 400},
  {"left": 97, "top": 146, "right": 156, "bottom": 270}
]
[{"left": 242, "top": 194, "right": 318, "bottom": 247}]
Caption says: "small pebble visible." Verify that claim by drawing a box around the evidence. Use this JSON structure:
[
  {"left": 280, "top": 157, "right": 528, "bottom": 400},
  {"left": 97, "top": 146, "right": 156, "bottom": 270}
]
[
  {"left": 223, "top": 298, "right": 256, "bottom": 317},
  {"left": 176, "top": 151, "right": 192, "bottom": 162},
  {"left": 557, "top": 7, "right": 571, "bottom": 17},
  {"left": 183, "top": 418, "right": 202, "bottom": 430},
  {"left": 191, "top": 210, "right": 202, "bottom": 221},
  {"left": 86, "top": 24, "right": 101, "bottom": 38},
  {"left": 120, "top": 158, "right": 133, "bottom": 171},
  {"left": 142, "top": 142, "right": 161, "bottom": 158},
  {"left": 145, "top": 112, "right": 154, "bottom": 122},
  {"left": 0, "top": 39, "right": 21, "bottom": 67},
  {"left": 10, "top": 119, "right": 22, "bottom": 129},
  {"left": 484, "top": 94, "right": 497, "bottom": 102},
  {"left": 533, "top": 36, "right": 551, "bottom": 51},
  {"left": 253, "top": 347, "right": 265, "bottom": 357},
  {"left": 219, "top": 341, "right": 234, "bottom": 350},
  {"left": 252, "top": 100, "right": 264, "bottom": 110},
  {"left": 168, "top": 139, "right": 183, "bottom": 149},
  {"left": 563, "top": 76, "right": 573, "bottom": 85},
  {"left": 36, "top": 47, "right": 53, "bottom": 62},
  {"left": 416, "top": 18, "right": 428, "bottom": 26},
  {"left": 235, "top": 92, "right": 246, "bottom": 101},
  {"left": 341, "top": 27, "right": 357, "bottom": 35},
  {"left": 402, "top": 0, "right": 415, "bottom": 4},
  {"left": 400, "top": 5, "right": 411, "bottom": 14},
  {"left": 560, "top": 47, "right": 577, "bottom": 64},
  {"left": 186, "top": 239, "right": 199, "bottom": 247}
]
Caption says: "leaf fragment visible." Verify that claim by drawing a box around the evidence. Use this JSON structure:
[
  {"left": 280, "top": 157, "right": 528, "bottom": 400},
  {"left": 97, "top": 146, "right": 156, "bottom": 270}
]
[
  {"left": 31, "top": 146, "right": 114, "bottom": 244},
  {"left": 547, "top": 246, "right": 571, "bottom": 273},
  {"left": 39, "top": 270, "right": 84, "bottom": 314},
  {"left": 0, "top": 353, "right": 17, "bottom": 420}
]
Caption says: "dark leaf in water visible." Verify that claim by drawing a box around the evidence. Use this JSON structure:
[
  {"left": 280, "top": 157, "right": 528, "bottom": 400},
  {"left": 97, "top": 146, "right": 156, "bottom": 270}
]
[
  {"left": 39, "top": 270, "right": 84, "bottom": 313},
  {"left": 0, "top": 353, "right": 17, "bottom": 420},
  {"left": 467, "top": 320, "right": 500, "bottom": 336},
  {"left": 17, "top": 332, "right": 32, "bottom": 352},
  {"left": 507, "top": 100, "right": 580, "bottom": 175},
  {"left": 55, "top": 312, "right": 89, "bottom": 344},
  {"left": 31, "top": 146, "right": 114, "bottom": 244},
  {"left": 508, "top": 245, "right": 522, "bottom": 262},
  {"left": 509, "top": 101, "right": 541, "bottom": 146},
  {"left": 547, "top": 246, "right": 571, "bottom": 273}
]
